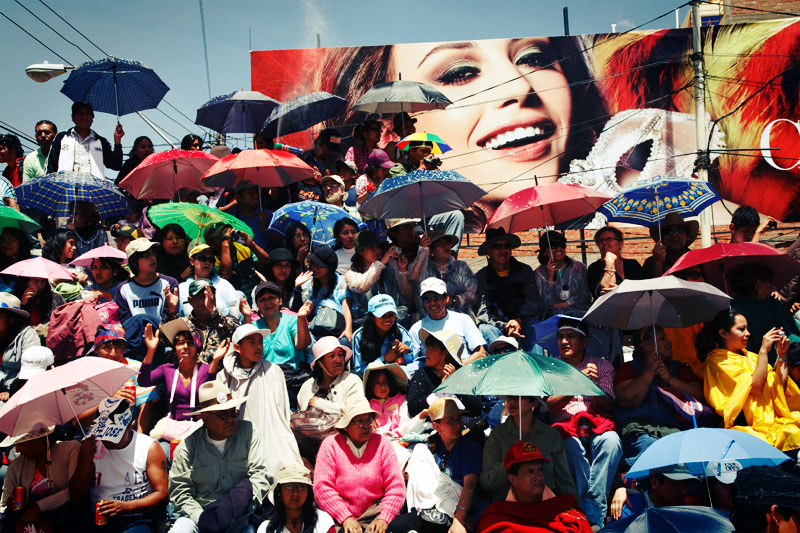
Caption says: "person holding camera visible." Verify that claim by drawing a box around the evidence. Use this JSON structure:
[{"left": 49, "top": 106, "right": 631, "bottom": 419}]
[{"left": 203, "top": 222, "right": 270, "bottom": 298}]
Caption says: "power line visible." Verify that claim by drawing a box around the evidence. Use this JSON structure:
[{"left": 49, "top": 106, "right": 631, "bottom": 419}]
[
  {"left": 0, "top": 11, "right": 72, "bottom": 65},
  {"left": 698, "top": 0, "right": 800, "bottom": 18},
  {"left": 36, "top": 0, "right": 109, "bottom": 56},
  {"left": 154, "top": 108, "right": 194, "bottom": 136},
  {"left": 13, "top": 0, "right": 94, "bottom": 60},
  {"left": 198, "top": 0, "right": 212, "bottom": 99}
]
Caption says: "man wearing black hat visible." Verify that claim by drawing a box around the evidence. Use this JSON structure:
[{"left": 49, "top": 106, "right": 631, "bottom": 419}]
[
  {"left": 46, "top": 101, "right": 124, "bottom": 179},
  {"left": 474, "top": 228, "right": 543, "bottom": 349},
  {"left": 643, "top": 213, "right": 698, "bottom": 277},
  {"left": 730, "top": 465, "right": 800, "bottom": 533}
]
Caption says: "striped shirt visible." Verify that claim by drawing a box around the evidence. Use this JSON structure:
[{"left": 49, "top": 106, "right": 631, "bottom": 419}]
[{"left": 550, "top": 354, "right": 615, "bottom": 423}]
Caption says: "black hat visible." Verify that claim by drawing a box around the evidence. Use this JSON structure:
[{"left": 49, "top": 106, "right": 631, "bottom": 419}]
[
  {"left": 308, "top": 245, "right": 337, "bottom": 270},
  {"left": 733, "top": 466, "right": 800, "bottom": 516},
  {"left": 478, "top": 227, "right": 522, "bottom": 256},
  {"left": 354, "top": 230, "right": 388, "bottom": 252},
  {"left": 538, "top": 230, "right": 567, "bottom": 250},
  {"left": 253, "top": 281, "right": 282, "bottom": 302},
  {"left": 71, "top": 101, "right": 94, "bottom": 116},
  {"left": 266, "top": 248, "right": 297, "bottom": 266}
]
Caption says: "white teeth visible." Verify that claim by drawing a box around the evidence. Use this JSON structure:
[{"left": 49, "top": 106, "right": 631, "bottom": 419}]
[
  {"left": 525, "top": 126, "right": 536, "bottom": 137},
  {"left": 514, "top": 127, "right": 526, "bottom": 140},
  {"left": 485, "top": 125, "right": 548, "bottom": 149},
  {"left": 496, "top": 133, "right": 507, "bottom": 145}
]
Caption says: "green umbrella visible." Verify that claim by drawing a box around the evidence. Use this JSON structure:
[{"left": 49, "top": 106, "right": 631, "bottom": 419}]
[
  {"left": 147, "top": 202, "right": 253, "bottom": 243},
  {"left": 0, "top": 207, "right": 41, "bottom": 233}
]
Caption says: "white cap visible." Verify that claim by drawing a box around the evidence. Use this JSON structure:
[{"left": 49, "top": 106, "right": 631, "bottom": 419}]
[
  {"left": 19, "top": 346, "right": 54, "bottom": 380},
  {"left": 232, "top": 324, "right": 271, "bottom": 346},
  {"left": 488, "top": 336, "right": 519, "bottom": 354},
  {"left": 705, "top": 460, "right": 741, "bottom": 484},
  {"left": 420, "top": 277, "right": 447, "bottom": 296}
]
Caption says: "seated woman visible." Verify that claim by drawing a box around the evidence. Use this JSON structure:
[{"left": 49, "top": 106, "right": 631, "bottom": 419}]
[
  {"left": 300, "top": 245, "right": 353, "bottom": 343},
  {"left": 297, "top": 336, "right": 364, "bottom": 418},
  {"left": 333, "top": 218, "right": 359, "bottom": 275},
  {"left": 257, "top": 463, "right": 334, "bottom": 533},
  {"left": 418, "top": 230, "right": 477, "bottom": 314},
  {"left": 351, "top": 294, "right": 419, "bottom": 376},
  {"left": 0, "top": 227, "right": 32, "bottom": 289},
  {"left": 533, "top": 231, "right": 591, "bottom": 319},
  {"left": 0, "top": 293, "right": 40, "bottom": 401},
  {"left": 313, "top": 397, "right": 405, "bottom": 532},
  {"left": 69, "top": 201, "right": 108, "bottom": 256},
  {"left": 0, "top": 424, "right": 81, "bottom": 532},
  {"left": 698, "top": 309, "right": 800, "bottom": 453},
  {"left": 12, "top": 276, "right": 66, "bottom": 329},
  {"left": 153, "top": 223, "right": 191, "bottom": 282},
  {"left": 83, "top": 257, "right": 130, "bottom": 304},
  {"left": 364, "top": 361, "right": 409, "bottom": 438},
  {"left": 263, "top": 247, "right": 303, "bottom": 312},
  {"left": 284, "top": 221, "right": 312, "bottom": 271},
  {"left": 41, "top": 228, "right": 78, "bottom": 267}
]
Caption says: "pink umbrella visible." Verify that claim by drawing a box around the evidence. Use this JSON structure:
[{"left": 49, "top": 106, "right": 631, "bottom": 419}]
[
  {"left": 117, "top": 149, "right": 218, "bottom": 200},
  {"left": 70, "top": 244, "right": 128, "bottom": 267},
  {"left": 0, "top": 256, "right": 74, "bottom": 280},
  {"left": 487, "top": 183, "right": 611, "bottom": 232},
  {"left": 0, "top": 357, "right": 134, "bottom": 436}
]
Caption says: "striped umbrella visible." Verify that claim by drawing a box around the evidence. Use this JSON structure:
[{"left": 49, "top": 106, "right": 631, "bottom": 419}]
[
  {"left": 395, "top": 132, "right": 453, "bottom": 154},
  {"left": 16, "top": 171, "right": 129, "bottom": 219}
]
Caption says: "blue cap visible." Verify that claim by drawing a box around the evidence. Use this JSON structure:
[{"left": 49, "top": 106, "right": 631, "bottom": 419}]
[{"left": 368, "top": 294, "right": 397, "bottom": 318}]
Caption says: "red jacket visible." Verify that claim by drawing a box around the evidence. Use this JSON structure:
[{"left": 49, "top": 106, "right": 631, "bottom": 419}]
[{"left": 477, "top": 494, "right": 593, "bottom": 533}]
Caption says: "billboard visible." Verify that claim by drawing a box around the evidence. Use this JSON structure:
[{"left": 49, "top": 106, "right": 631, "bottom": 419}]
[{"left": 252, "top": 20, "right": 800, "bottom": 225}]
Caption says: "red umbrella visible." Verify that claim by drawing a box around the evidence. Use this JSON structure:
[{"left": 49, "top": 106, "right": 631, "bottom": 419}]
[
  {"left": 118, "top": 149, "right": 217, "bottom": 200},
  {"left": 664, "top": 242, "right": 800, "bottom": 293},
  {"left": 200, "top": 148, "right": 315, "bottom": 189},
  {"left": 487, "top": 183, "right": 611, "bottom": 232}
]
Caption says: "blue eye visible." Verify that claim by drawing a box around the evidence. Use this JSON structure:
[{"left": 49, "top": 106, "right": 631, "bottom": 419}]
[{"left": 436, "top": 63, "right": 480, "bottom": 86}]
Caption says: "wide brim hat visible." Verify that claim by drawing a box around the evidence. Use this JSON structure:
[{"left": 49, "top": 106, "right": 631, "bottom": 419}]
[
  {"left": 187, "top": 381, "right": 249, "bottom": 416},
  {"left": 125, "top": 238, "right": 159, "bottom": 258},
  {"left": 478, "top": 228, "right": 521, "bottom": 255},
  {"left": 335, "top": 396, "right": 380, "bottom": 429},
  {"left": 363, "top": 361, "right": 408, "bottom": 393},
  {"left": 310, "top": 336, "right": 353, "bottom": 370},
  {"left": 0, "top": 423, "right": 54, "bottom": 447},
  {"left": 160, "top": 318, "right": 192, "bottom": 346},
  {"left": 427, "top": 396, "right": 466, "bottom": 422},
  {"left": 419, "top": 329, "right": 465, "bottom": 366},
  {"left": 386, "top": 218, "right": 420, "bottom": 231},
  {"left": 0, "top": 292, "right": 30, "bottom": 319},
  {"left": 649, "top": 212, "right": 699, "bottom": 245},
  {"left": 428, "top": 229, "right": 459, "bottom": 249}
]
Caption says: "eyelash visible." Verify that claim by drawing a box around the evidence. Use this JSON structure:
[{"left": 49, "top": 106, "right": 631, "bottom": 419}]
[{"left": 434, "top": 46, "right": 554, "bottom": 86}]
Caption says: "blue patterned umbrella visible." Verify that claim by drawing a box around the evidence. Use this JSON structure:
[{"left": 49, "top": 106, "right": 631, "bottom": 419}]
[
  {"left": 259, "top": 91, "right": 346, "bottom": 138},
  {"left": 599, "top": 177, "right": 719, "bottom": 229},
  {"left": 195, "top": 90, "right": 281, "bottom": 134},
  {"left": 358, "top": 169, "right": 486, "bottom": 229},
  {"left": 16, "top": 172, "right": 129, "bottom": 219},
  {"left": 269, "top": 201, "right": 365, "bottom": 247},
  {"left": 60, "top": 57, "right": 169, "bottom": 116}
]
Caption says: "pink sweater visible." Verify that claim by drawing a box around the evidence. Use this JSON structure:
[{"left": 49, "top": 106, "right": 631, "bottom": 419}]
[{"left": 313, "top": 432, "right": 405, "bottom": 524}]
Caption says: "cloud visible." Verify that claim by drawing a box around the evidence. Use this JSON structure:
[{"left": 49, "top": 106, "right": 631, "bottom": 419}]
[{"left": 616, "top": 18, "right": 635, "bottom": 29}]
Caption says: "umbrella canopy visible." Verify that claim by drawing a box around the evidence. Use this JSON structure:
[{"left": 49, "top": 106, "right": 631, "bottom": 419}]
[
  {"left": 117, "top": 149, "right": 217, "bottom": 200},
  {"left": 196, "top": 90, "right": 281, "bottom": 134},
  {"left": 147, "top": 202, "right": 253, "bottom": 243},
  {"left": 624, "top": 428, "right": 790, "bottom": 480},
  {"left": 16, "top": 171, "right": 129, "bottom": 219},
  {"left": 353, "top": 80, "right": 452, "bottom": 114},
  {"left": 599, "top": 506, "right": 733, "bottom": 533},
  {"left": 582, "top": 276, "right": 732, "bottom": 330},
  {"left": 0, "top": 357, "right": 134, "bottom": 436},
  {"left": 59, "top": 56, "right": 169, "bottom": 116},
  {"left": 532, "top": 314, "right": 613, "bottom": 358},
  {"left": 358, "top": 169, "right": 486, "bottom": 226},
  {"left": 0, "top": 256, "right": 74, "bottom": 281},
  {"left": 488, "top": 183, "right": 611, "bottom": 232},
  {"left": 260, "top": 91, "right": 346, "bottom": 138},
  {"left": 201, "top": 148, "right": 315, "bottom": 189},
  {"left": 70, "top": 244, "right": 128, "bottom": 267},
  {"left": 599, "top": 177, "right": 719, "bottom": 230},
  {"left": 0, "top": 206, "right": 41, "bottom": 234},
  {"left": 396, "top": 132, "right": 452, "bottom": 154},
  {"left": 664, "top": 242, "right": 800, "bottom": 294},
  {"left": 269, "top": 201, "right": 366, "bottom": 247},
  {"left": 433, "top": 349, "right": 604, "bottom": 398}
]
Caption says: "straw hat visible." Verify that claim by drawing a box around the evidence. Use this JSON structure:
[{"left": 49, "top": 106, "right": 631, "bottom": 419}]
[
  {"left": 419, "top": 329, "right": 465, "bottom": 366},
  {"left": 363, "top": 361, "right": 408, "bottom": 393},
  {"left": 427, "top": 397, "right": 465, "bottom": 422},
  {"left": 187, "top": 381, "right": 248, "bottom": 416},
  {"left": 0, "top": 423, "right": 54, "bottom": 447},
  {"left": 335, "top": 396, "right": 380, "bottom": 429}
]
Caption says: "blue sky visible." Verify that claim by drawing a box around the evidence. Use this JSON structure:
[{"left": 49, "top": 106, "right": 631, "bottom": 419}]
[{"left": 1, "top": 0, "right": 688, "bottom": 153}]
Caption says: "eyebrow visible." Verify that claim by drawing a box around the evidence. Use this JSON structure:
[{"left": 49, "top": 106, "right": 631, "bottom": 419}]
[{"left": 417, "top": 42, "right": 474, "bottom": 69}]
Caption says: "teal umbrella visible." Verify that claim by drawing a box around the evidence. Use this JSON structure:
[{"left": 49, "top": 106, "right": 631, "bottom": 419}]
[{"left": 146, "top": 202, "right": 253, "bottom": 244}]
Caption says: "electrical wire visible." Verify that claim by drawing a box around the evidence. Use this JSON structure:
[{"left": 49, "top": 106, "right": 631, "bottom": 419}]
[
  {"left": 13, "top": 0, "right": 94, "bottom": 61},
  {"left": 697, "top": 0, "right": 800, "bottom": 18},
  {"left": 37, "top": 0, "right": 109, "bottom": 56},
  {"left": 0, "top": 121, "right": 37, "bottom": 144},
  {"left": 0, "top": 11, "right": 72, "bottom": 65}
]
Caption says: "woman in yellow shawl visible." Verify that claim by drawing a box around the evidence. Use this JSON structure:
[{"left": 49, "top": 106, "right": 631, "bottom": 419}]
[{"left": 698, "top": 308, "right": 800, "bottom": 452}]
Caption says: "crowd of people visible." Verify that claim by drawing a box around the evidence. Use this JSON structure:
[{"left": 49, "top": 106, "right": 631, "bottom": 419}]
[{"left": 0, "top": 100, "right": 798, "bottom": 533}]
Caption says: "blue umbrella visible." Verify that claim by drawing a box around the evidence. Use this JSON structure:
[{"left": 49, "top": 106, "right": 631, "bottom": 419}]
[
  {"left": 532, "top": 314, "right": 613, "bottom": 358},
  {"left": 195, "top": 90, "right": 281, "bottom": 134},
  {"left": 16, "top": 171, "right": 129, "bottom": 219},
  {"left": 60, "top": 57, "right": 169, "bottom": 116},
  {"left": 259, "top": 91, "right": 346, "bottom": 138},
  {"left": 600, "top": 506, "right": 733, "bottom": 532},
  {"left": 269, "top": 201, "right": 365, "bottom": 247},
  {"left": 624, "top": 427, "right": 790, "bottom": 481},
  {"left": 358, "top": 169, "right": 486, "bottom": 231}
]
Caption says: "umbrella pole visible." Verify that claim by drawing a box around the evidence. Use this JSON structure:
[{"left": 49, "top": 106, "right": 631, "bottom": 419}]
[
  {"left": 61, "top": 388, "right": 87, "bottom": 438},
  {"left": 656, "top": 190, "right": 662, "bottom": 242},
  {"left": 649, "top": 291, "right": 659, "bottom": 360},
  {"left": 420, "top": 182, "right": 428, "bottom": 233},
  {"left": 113, "top": 63, "right": 120, "bottom": 120},
  {"left": 518, "top": 395, "right": 522, "bottom": 441}
]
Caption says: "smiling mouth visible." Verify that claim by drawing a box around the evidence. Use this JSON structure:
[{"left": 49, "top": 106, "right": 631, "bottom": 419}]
[{"left": 480, "top": 121, "right": 557, "bottom": 150}]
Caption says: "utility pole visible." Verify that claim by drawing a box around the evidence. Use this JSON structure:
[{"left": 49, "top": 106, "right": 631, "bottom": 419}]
[{"left": 691, "top": 0, "right": 712, "bottom": 247}]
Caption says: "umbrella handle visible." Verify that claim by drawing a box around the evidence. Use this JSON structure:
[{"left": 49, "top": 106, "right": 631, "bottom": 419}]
[{"left": 61, "top": 388, "right": 87, "bottom": 438}]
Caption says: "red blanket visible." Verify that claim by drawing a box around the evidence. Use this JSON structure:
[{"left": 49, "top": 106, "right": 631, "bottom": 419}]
[
  {"left": 551, "top": 411, "right": 615, "bottom": 440},
  {"left": 477, "top": 494, "right": 593, "bottom": 533}
]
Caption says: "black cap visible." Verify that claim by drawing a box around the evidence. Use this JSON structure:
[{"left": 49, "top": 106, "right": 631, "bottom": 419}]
[
  {"left": 71, "top": 101, "right": 94, "bottom": 116},
  {"left": 266, "top": 248, "right": 297, "bottom": 266},
  {"left": 538, "top": 230, "right": 567, "bottom": 249},
  {"left": 253, "top": 281, "right": 282, "bottom": 301},
  {"left": 354, "top": 230, "right": 386, "bottom": 252},
  {"left": 308, "top": 245, "right": 337, "bottom": 271}
]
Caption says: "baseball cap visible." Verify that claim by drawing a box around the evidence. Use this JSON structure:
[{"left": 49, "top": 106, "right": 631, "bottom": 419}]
[
  {"left": 652, "top": 464, "right": 698, "bottom": 481},
  {"left": 308, "top": 245, "right": 338, "bottom": 271},
  {"left": 252, "top": 281, "right": 282, "bottom": 302},
  {"left": 420, "top": 277, "right": 447, "bottom": 296},
  {"left": 87, "top": 398, "right": 133, "bottom": 444},
  {"left": 367, "top": 149, "right": 395, "bottom": 170},
  {"left": 320, "top": 175, "right": 346, "bottom": 190},
  {"left": 488, "top": 336, "right": 519, "bottom": 354},
  {"left": 188, "top": 278, "right": 214, "bottom": 297},
  {"left": 111, "top": 224, "right": 143, "bottom": 240},
  {"left": 232, "top": 324, "right": 271, "bottom": 346},
  {"left": 189, "top": 244, "right": 213, "bottom": 258},
  {"left": 92, "top": 324, "right": 128, "bottom": 351},
  {"left": 335, "top": 160, "right": 358, "bottom": 175},
  {"left": 18, "top": 346, "right": 54, "bottom": 380},
  {"left": 504, "top": 441, "right": 551, "bottom": 472},
  {"left": 705, "top": 460, "right": 742, "bottom": 485},
  {"left": 367, "top": 294, "right": 397, "bottom": 318},
  {"left": 125, "top": 238, "right": 158, "bottom": 258}
]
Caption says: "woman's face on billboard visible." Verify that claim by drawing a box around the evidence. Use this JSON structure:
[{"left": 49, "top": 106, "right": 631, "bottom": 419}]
[{"left": 389, "top": 38, "right": 572, "bottom": 201}]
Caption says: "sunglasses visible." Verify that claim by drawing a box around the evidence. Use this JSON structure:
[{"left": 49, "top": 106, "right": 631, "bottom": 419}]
[
  {"left": 210, "top": 408, "right": 238, "bottom": 420},
  {"left": 663, "top": 226, "right": 687, "bottom": 236},
  {"left": 596, "top": 237, "right": 621, "bottom": 245},
  {"left": 490, "top": 242, "right": 514, "bottom": 251},
  {"left": 422, "top": 294, "right": 447, "bottom": 304},
  {"left": 193, "top": 255, "right": 214, "bottom": 263}
]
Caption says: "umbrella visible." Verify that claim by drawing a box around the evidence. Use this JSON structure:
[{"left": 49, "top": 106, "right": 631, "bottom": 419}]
[
  {"left": 599, "top": 177, "right": 719, "bottom": 239},
  {"left": 353, "top": 80, "right": 452, "bottom": 114},
  {"left": 582, "top": 276, "right": 732, "bottom": 331},
  {"left": 269, "top": 201, "right": 366, "bottom": 247},
  {"left": 358, "top": 169, "right": 486, "bottom": 231},
  {"left": 0, "top": 256, "right": 74, "bottom": 280},
  {"left": 0, "top": 206, "right": 41, "bottom": 234},
  {"left": 147, "top": 202, "right": 253, "bottom": 243},
  {"left": 396, "top": 132, "right": 452, "bottom": 154},
  {"left": 624, "top": 428, "right": 790, "bottom": 480},
  {"left": 59, "top": 56, "right": 169, "bottom": 116},
  {"left": 118, "top": 149, "right": 218, "bottom": 200},
  {"left": 196, "top": 90, "right": 281, "bottom": 134},
  {"left": 488, "top": 183, "right": 611, "bottom": 232},
  {"left": 0, "top": 357, "right": 134, "bottom": 437},
  {"left": 16, "top": 171, "right": 129, "bottom": 219},
  {"left": 201, "top": 149, "right": 315, "bottom": 190},
  {"left": 532, "top": 314, "right": 613, "bottom": 358},
  {"left": 259, "top": 91, "right": 346, "bottom": 138},
  {"left": 664, "top": 242, "right": 800, "bottom": 294},
  {"left": 599, "top": 506, "right": 733, "bottom": 533},
  {"left": 70, "top": 244, "right": 128, "bottom": 267}
]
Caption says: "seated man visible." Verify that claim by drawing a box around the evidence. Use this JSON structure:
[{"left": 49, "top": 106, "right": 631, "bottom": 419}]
[
  {"left": 642, "top": 213, "right": 697, "bottom": 277},
  {"left": 169, "top": 381, "right": 271, "bottom": 532},
  {"left": 178, "top": 244, "right": 243, "bottom": 320},
  {"left": 183, "top": 279, "right": 241, "bottom": 364},
  {"left": 321, "top": 174, "right": 360, "bottom": 221},
  {"left": 610, "top": 465, "right": 696, "bottom": 520},
  {"left": 115, "top": 238, "right": 179, "bottom": 325},
  {"left": 586, "top": 226, "right": 645, "bottom": 299},
  {"left": 69, "top": 398, "right": 168, "bottom": 532},
  {"left": 477, "top": 441, "right": 591, "bottom": 533},
  {"left": 730, "top": 465, "right": 800, "bottom": 533},
  {"left": 223, "top": 180, "right": 273, "bottom": 252},
  {"left": 546, "top": 318, "right": 622, "bottom": 528},
  {"left": 409, "top": 277, "right": 487, "bottom": 366},
  {"left": 474, "top": 228, "right": 543, "bottom": 349}
]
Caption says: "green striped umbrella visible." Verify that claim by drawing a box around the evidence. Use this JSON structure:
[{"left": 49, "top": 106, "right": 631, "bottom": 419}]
[{"left": 147, "top": 202, "right": 253, "bottom": 243}]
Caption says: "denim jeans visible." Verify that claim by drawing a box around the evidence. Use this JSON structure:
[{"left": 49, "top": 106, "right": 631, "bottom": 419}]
[
  {"left": 621, "top": 431, "right": 659, "bottom": 467},
  {"left": 170, "top": 516, "right": 255, "bottom": 533},
  {"left": 564, "top": 431, "right": 623, "bottom": 526}
]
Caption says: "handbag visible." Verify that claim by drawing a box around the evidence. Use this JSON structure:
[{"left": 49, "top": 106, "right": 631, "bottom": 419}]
[
  {"left": 309, "top": 304, "right": 346, "bottom": 338},
  {"left": 290, "top": 406, "right": 339, "bottom": 461}
]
